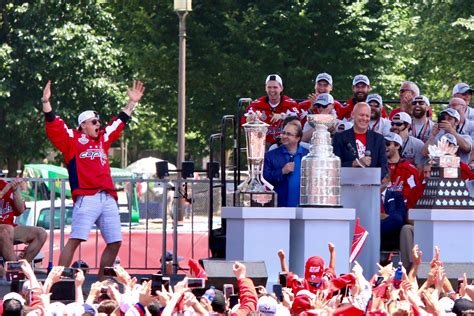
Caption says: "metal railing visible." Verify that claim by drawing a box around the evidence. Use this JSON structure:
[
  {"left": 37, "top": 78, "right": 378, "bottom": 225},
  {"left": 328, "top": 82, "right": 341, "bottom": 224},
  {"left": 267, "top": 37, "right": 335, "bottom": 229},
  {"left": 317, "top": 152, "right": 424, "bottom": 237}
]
[{"left": 7, "top": 177, "right": 221, "bottom": 273}]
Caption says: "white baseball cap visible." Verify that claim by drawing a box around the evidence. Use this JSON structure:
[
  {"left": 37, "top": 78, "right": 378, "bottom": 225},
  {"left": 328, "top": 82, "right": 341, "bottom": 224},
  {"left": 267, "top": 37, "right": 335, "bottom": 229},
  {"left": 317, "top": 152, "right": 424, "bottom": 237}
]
[
  {"left": 315, "top": 73, "right": 333, "bottom": 85},
  {"left": 265, "top": 74, "right": 283, "bottom": 86},
  {"left": 314, "top": 93, "right": 334, "bottom": 106},
  {"left": 352, "top": 74, "right": 370, "bottom": 86},
  {"left": 77, "top": 110, "right": 99, "bottom": 127},
  {"left": 366, "top": 94, "right": 383, "bottom": 105},
  {"left": 392, "top": 112, "right": 412, "bottom": 125},
  {"left": 440, "top": 108, "right": 460, "bottom": 122},
  {"left": 452, "top": 82, "right": 472, "bottom": 96},
  {"left": 412, "top": 95, "right": 430, "bottom": 107},
  {"left": 385, "top": 132, "right": 403, "bottom": 146}
]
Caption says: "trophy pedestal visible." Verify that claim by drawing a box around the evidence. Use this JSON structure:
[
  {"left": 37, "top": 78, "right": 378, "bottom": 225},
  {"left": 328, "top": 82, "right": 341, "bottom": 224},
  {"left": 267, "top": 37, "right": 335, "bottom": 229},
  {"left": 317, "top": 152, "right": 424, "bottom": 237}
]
[
  {"left": 235, "top": 191, "right": 277, "bottom": 207},
  {"left": 409, "top": 208, "right": 474, "bottom": 263},
  {"left": 289, "top": 207, "right": 355, "bottom": 277},
  {"left": 222, "top": 206, "right": 295, "bottom": 285},
  {"left": 341, "top": 167, "right": 381, "bottom": 278}
]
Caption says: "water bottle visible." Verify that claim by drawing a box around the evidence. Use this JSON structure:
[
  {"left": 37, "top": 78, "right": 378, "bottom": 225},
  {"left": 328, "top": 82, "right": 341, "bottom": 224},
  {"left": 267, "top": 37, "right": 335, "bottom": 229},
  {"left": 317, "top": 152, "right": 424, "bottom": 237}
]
[
  {"left": 393, "top": 262, "right": 403, "bottom": 289},
  {"left": 203, "top": 286, "right": 216, "bottom": 303}
]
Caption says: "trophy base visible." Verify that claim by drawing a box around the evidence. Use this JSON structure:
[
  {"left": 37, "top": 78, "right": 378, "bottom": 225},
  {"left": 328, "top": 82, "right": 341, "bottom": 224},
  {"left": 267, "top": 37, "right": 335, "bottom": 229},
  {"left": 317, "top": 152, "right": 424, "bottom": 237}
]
[
  {"left": 299, "top": 204, "right": 343, "bottom": 208},
  {"left": 235, "top": 191, "right": 277, "bottom": 207}
]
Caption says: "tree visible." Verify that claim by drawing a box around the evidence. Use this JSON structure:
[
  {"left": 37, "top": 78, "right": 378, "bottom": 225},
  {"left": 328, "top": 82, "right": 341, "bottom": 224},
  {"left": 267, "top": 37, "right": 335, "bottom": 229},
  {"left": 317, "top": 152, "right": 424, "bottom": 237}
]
[{"left": 0, "top": 1, "right": 128, "bottom": 175}]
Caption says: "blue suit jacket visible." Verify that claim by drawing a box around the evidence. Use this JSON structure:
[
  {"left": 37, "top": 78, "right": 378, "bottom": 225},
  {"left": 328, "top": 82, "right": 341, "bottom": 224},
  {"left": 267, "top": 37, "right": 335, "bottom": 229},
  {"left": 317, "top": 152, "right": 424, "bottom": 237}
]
[{"left": 332, "top": 128, "right": 388, "bottom": 179}]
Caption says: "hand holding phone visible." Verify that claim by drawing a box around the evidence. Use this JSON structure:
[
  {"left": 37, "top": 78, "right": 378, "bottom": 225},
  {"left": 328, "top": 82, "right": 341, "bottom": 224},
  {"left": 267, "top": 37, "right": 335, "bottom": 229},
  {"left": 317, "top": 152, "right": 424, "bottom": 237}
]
[
  {"left": 103, "top": 267, "right": 117, "bottom": 277},
  {"left": 5, "top": 261, "right": 22, "bottom": 272},
  {"left": 223, "top": 284, "right": 234, "bottom": 299}
]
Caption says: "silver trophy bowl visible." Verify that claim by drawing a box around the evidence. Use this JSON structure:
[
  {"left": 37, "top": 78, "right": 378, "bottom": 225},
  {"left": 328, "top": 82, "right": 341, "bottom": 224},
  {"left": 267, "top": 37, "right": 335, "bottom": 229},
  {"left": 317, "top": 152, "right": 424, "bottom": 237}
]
[{"left": 300, "top": 114, "right": 341, "bottom": 207}]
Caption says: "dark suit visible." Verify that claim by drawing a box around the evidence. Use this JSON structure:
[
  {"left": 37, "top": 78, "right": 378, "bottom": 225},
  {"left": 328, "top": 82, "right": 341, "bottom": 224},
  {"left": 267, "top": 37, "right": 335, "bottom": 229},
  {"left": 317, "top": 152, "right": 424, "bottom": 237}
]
[{"left": 332, "top": 127, "right": 388, "bottom": 179}]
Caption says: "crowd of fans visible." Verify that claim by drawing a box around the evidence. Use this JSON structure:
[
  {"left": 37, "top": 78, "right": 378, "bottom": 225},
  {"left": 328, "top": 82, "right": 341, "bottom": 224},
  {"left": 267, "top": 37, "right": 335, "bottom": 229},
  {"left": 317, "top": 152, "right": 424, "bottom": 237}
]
[{"left": 1, "top": 244, "right": 474, "bottom": 315}]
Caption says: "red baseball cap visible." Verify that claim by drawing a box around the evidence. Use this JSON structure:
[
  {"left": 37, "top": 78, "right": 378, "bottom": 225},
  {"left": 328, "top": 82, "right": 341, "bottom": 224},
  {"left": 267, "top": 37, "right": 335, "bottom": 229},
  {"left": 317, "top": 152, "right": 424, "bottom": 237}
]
[{"left": 304, "top": 256, "right": 325, "bottom": 283}]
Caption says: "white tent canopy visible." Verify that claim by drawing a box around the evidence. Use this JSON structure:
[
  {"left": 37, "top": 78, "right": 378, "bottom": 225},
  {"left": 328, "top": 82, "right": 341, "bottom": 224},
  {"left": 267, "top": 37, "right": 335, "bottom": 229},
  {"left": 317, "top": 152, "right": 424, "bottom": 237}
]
[{"left": 126, "top": 157, "right": 177, "bottom": 178}]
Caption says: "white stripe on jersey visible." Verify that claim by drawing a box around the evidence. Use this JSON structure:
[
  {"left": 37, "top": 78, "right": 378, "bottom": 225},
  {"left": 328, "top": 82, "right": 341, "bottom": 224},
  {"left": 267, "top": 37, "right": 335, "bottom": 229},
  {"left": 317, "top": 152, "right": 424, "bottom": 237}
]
[{"left": 103, "top": 119, "right": 122, "bottom": 143}]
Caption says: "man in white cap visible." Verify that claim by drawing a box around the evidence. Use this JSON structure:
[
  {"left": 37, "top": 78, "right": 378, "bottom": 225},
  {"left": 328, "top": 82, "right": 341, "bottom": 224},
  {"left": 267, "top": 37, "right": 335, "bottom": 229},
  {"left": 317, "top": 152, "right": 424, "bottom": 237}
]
[
  {"left": 452, "top": 82, "right": 473, "bottom": 120},
  {"left": 339, "top": 74, "right": 386, "bottom": 121},
  {"left": 41, "top": 80, "right": 145, "bottom": 280},
  {"left": 243, "top": 74, "right": 298, "bottom": 146},
  {"left": 389, "top": 81, "right": 420, "bottom": 120},
  {"left": 301, "top": 93, "right": 339, "bottom": 142},
  {"left": 449, "top": 97, "right": 474, "bottom": 139},
  {"left": 390, "top": 112, "right": 425, "bottom": 170},
  {"left": 367, "top": 94, "right": 390, "bottom": 136},
  {"left": 384, "top": 132, "right": 422, "bottom": 210},
  {"left": 411, "top": 95, "right": 434, "bottom": 143},
  {"left": 422, "top": 108, "right": 472, "bottom": 163},
  {"left": 298, "top": 72, "right": 344, "bottom": 124}
]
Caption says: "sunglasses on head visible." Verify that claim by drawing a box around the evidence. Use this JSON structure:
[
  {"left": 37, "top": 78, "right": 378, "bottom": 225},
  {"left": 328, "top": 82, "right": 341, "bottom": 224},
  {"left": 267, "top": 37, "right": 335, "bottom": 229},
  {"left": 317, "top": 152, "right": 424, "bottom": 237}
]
[{"left": 391, "top": 121, "right": 404, "bottom": 127}]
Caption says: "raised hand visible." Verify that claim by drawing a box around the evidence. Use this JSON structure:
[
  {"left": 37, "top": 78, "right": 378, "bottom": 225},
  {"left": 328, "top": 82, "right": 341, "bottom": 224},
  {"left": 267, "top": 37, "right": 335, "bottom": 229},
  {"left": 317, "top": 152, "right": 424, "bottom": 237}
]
[
  {"left": 42, "top": 80, "right": 51, "bottom": 102},
  {"left": 233, "top": 261, "right": 246, "bottom": 280},
  {"left": 127, "top": 80, "right": 145, "bottom": 104}
]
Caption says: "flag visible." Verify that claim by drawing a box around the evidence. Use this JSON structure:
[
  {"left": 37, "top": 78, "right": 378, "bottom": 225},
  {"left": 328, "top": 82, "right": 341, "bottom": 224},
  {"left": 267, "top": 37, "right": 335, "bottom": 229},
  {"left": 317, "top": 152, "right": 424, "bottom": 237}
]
[{"left": 350, "top": 217, "right": 369, "bottom": 263}]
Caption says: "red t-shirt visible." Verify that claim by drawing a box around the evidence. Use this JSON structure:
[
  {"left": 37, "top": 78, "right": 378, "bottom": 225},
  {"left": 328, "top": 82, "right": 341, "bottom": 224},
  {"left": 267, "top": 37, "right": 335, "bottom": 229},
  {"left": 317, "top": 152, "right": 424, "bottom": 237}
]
[
  {"left": 354, "top": 132, "right": 367, "bottom": 158},
  {"left": 388, "top": 160, "right": 422, "bottom": 209},
  {"left": 0, "top": 180, "right": 23, "bottom": 226}
]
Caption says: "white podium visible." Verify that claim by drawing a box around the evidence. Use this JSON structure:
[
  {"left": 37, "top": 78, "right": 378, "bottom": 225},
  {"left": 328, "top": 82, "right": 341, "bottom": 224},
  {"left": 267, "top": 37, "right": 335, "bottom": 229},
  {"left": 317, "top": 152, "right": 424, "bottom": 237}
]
[
  {"left": 222, "top": 207, "right": 296, "bottom": 284},
  {"left": 289, "top": 207, "right": 355, "bottom": 277},
  {"left": 341, "top": 168, "right": 381, "bottom": 278},
  {"left": 409, "top": 208, "right": 474, "bottom": 263}
]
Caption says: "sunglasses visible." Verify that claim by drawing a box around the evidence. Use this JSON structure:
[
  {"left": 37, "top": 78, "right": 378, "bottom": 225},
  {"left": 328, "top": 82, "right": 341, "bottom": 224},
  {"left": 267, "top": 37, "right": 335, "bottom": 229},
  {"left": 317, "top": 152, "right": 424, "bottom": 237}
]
[
  {"left": 385, "top": 141, "right": 395, "bottom": 147},
  {"left": 89, "top": 119, "right": 100, "bottom": 125},
  {"left": 281, "top": 131, "right": 297, "bottom": 137},
  {"left": 315, "top": 103, "right": 330, "bottom": 108},
  {"left": 369, "top": 102, "right": 381, "bottom": 108},
  {"left": 412, "top": 101, "right": 426, "bottom": 105},
  {"left": 391, "top": 121, "right": 405, "bottom": 127},
  {"left": 399, "top": 89, "right": 413, "bottom": 93}
]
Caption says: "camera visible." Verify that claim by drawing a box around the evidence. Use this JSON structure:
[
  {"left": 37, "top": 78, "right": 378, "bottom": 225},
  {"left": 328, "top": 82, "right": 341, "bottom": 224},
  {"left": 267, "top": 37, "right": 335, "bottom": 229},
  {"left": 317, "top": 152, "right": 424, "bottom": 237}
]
[
  {"left": 437, "top": 114, "right": 447, "bottom": 123},
  {"left": 223, "top": 284, "right": 234, "bottom": 299},
  {"left": 273, "top": 284, "right": 283, "bottom": 302},
  {"left": 61, "top": 267, "right": 76, "bottom": 278},
  {"left": 103, "top": 267, "right": 117, "bottom": 277},
  {"left": 279, "top": 272, "right": 288, "bottom": 288},
  {"left": 187, "top": 278, "right": 205, "bottom": 289},
  {"left": 5, "top": 261, "right": 22, "bottom": 272},
  {"left": 151, "top": 274, "right": 170, "bottom": 294}
]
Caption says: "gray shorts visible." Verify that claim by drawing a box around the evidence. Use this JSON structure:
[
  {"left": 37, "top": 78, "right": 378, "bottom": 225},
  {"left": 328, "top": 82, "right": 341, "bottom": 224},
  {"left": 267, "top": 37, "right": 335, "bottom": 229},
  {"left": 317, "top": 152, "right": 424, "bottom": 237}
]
[{"left": 70, "top": 191, "right": 122, "bottom": 244}]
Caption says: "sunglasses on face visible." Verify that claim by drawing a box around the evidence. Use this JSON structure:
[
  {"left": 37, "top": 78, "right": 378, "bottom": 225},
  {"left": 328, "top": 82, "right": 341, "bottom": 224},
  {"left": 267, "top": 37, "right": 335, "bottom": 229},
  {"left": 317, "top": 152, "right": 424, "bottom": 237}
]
[
  {"left": 314, "top": 103, "right": 330, "bottom": 108},
  {"left": 391, "top": 121, "right": 405, "bottom": 127},
  {"left": 385, "top": 141, "right": 395, "bottom": 147},
  {"left": 369, "top": 102, "right": 381, "bottom": 108},
  {"left": 89, "top": 119, "right": 100, "bottom": 125},
  {"left": 412, "top": 101, "right": 425, "bottom": 105}
]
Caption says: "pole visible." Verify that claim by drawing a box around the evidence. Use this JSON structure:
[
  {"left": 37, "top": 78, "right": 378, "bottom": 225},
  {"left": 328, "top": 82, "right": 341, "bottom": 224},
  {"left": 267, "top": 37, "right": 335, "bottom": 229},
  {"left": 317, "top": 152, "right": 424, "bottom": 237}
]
[{"left": 177, "top": 10, "right": 188, "bottom": 221}]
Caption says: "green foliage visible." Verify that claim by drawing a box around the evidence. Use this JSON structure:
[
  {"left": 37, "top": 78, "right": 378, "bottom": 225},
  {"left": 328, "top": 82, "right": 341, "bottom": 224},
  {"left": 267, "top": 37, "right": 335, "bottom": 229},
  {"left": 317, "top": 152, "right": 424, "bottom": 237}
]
[
  {"left": 0, "top": 0, "right": 472, "bottom": 170},
  {"left": 0, "top": 1, "right": 128, "bottom": 174}
]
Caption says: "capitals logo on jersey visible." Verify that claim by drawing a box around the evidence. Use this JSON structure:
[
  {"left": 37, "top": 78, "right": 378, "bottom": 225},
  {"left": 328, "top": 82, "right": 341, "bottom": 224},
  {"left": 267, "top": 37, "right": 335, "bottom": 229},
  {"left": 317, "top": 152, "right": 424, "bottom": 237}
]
[{"left": 80, "top": 147, "right": 107, "bottom": 166}]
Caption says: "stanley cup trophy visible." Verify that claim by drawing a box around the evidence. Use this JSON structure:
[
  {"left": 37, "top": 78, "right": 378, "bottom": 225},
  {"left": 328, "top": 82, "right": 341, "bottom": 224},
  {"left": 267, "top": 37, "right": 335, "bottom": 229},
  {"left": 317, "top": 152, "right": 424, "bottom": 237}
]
[
  {"left": 300, "top": 114, "right": 341, "bottom": 207},
  {"left": 236, "top": 113, "right": 276, "bottom": 207}
]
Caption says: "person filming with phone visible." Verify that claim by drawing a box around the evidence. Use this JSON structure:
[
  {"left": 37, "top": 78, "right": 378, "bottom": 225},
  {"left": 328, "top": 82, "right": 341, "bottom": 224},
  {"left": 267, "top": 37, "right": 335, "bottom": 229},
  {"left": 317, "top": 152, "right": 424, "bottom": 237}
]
[{"left": 0, "top": 179, "right": 47, "bottom": 284}]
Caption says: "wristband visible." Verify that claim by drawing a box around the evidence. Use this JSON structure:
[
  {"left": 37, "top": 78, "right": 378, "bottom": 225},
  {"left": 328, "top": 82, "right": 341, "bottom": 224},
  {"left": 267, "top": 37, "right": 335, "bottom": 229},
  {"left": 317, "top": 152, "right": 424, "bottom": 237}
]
[{"left": 41, "top": 98, "right": 49, "bottom": 103}]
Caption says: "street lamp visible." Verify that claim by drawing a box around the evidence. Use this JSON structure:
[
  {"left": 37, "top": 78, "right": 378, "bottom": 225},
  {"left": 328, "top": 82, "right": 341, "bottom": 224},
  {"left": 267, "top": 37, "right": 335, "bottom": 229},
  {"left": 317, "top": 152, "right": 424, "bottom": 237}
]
[{"left": 174, "top": 0, "right": 192, "bottom": 175}]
